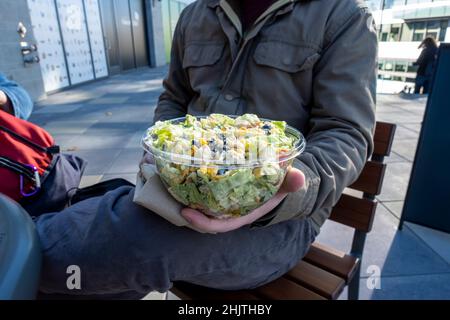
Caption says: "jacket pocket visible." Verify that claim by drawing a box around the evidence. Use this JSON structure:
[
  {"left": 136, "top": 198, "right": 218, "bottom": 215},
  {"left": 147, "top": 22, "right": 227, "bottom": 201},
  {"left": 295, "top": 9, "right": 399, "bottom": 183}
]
[
  {"left": 253, "top": 41, "right": 321, "bottom": 73},
  {"left": 183, "top": 42, "right": 225, "bottom": 68}
]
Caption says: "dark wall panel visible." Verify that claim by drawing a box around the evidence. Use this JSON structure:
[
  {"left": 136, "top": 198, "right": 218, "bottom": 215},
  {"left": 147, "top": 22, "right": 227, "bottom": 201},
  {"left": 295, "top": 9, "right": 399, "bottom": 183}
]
[{"left": 401, "top": 44, "right": 450, "bottom": 233}]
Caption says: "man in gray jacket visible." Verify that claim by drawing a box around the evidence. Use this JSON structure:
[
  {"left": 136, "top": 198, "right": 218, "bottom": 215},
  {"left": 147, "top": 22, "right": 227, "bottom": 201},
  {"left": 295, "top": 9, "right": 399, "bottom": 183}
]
[{"left": 35, "top": 0, "right": 377, "bottom": 299}]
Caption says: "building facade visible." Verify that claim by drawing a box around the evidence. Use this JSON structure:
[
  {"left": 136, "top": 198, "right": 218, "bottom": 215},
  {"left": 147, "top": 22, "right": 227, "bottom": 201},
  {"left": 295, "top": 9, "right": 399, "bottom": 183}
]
[
  {"left": 367, "top": 0, "right": 450, "bottom": 93},
  {"left": 4, "top": 0, "right": 447, "bottom": 100},
  {"left": 161, "top": 0, "right": 188, "bottom": 62},
  {"left": 0, "top": 0, "right": 192, "bottom": 102},
  {"left": 0, "top": 0, "right": 47, "bottom": 101}
]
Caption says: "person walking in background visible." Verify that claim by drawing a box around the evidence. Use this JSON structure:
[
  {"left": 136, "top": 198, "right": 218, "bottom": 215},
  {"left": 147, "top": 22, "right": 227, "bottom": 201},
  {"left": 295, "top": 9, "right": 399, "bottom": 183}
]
[
  {"left": 0, "top": 73, "right": 33, "bottom": 119},
  {"left": 413, "top": 37, "right": 439, "bottom": 95}
]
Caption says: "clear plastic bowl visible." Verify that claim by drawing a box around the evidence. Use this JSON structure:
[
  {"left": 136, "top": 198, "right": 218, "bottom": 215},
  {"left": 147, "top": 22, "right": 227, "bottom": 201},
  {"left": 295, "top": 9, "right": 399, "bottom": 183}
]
[{"left": 141, "top": 116, "right": 306, "bottom": 219}]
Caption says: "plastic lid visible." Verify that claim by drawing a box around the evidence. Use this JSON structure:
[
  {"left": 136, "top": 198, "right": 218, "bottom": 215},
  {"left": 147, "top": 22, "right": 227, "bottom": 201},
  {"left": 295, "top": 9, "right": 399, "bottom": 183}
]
[{"left": 141, "top": 116, "right": 306, "bottom": 169}]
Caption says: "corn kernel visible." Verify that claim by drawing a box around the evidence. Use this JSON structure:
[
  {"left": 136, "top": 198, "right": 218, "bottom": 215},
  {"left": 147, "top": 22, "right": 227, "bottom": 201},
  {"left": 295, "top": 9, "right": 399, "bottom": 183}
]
[
  {"left": 207, "top": 168, "right": 217, "bottom": 176},
  {"left": 254, "top": 167, "right": 263, "bottom": 178}
]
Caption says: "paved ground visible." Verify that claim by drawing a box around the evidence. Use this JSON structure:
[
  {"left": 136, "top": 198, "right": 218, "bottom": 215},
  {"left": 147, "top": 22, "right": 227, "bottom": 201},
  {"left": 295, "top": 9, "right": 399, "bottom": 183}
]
[
  {"left": 319, "top": 93, "right": 450, "bottom": 300},
  {"left": 29, "top": 67, "right": 450, "bottom": 300}
]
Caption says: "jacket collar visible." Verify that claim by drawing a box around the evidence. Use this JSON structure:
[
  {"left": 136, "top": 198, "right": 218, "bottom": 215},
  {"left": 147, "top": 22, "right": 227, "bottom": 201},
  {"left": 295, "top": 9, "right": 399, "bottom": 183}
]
[
  {"left": 207, "top": 0, "right": 315, "bottom": 8},
  {"left": 208, "top": 0, "right": 310, "bottom": 37}
]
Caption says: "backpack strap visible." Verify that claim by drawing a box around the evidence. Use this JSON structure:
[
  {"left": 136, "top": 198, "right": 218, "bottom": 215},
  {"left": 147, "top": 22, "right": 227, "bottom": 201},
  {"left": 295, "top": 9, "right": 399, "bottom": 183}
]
[
  {"left": 70, "top": 178, "right": 135, "bottom": 205},
  {"left": 0, "top": 125, "right": 60, "bottom": 154},
  {"left": 0, "top": 156, "right": 41, "bottom": 196}
]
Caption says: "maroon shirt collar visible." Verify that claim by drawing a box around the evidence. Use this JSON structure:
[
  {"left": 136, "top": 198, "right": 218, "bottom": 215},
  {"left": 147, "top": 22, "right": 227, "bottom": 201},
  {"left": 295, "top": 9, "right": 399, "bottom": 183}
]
[{"left": 242, "top": 0, "right": 276, "bottom": 31}]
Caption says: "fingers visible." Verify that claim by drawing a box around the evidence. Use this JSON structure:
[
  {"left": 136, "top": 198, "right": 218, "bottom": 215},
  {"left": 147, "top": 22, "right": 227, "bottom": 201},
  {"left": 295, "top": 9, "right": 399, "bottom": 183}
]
[
  {"left": 181, "top": 208, "right": 227, "bottom": 233},
  {"left": 279, "top": 167, "right": 305, "bottom": 194},
  {"left": 143, "top": 153, "right": 155, "bottom": 164},
  {"left": 140, "top": 153, "right": 155, "bottom": 169},
  {"left": 181, "top": 208, "right": 214, "bottom": 230},
  {"left": 181, "top": 208, "right": 243, "bottom": 233}
]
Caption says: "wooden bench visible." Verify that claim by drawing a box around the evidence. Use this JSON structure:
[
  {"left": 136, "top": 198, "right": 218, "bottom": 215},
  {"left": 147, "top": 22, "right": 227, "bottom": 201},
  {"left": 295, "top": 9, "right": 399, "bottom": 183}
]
[{"left": 170, "top": 121, "right": 396, "bottom": 300}]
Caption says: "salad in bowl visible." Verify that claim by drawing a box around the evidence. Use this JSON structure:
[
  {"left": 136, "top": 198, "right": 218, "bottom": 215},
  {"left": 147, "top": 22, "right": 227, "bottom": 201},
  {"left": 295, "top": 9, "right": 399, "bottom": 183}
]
[{"left": 142, "top": 114, "right": 305, "bottom": 218}]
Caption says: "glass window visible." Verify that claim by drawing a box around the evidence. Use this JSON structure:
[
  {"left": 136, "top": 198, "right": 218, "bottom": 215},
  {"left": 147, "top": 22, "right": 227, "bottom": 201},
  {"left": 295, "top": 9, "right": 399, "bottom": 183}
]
[
  {"left": 426, "top": 20, "right": 440, "bottom": 40},
  {"left": 380, "top": 24, "right": 390, "bottom": 41},
  {"left": 162, "top": 0, "right": 171, "bottom": 62},
  {"left": 412, "top": 21, "right": 426, "bottom": 42},
  {"left": 407, "top": 63, "right": 418, "bottom": 73},
  {"left": 169, "top": 0, "right": 179, "bottom": 38},
  {"left": 429, "top": 6, "right": 446, "bottom": 18},
  {"left": 378, "top": 59, "right": 416, "bottom": 83},
  {"left": 383, "top": 0, "right": 393, "bottom": 9},
  {"left": 390, "top": 24, "right": 401, "bottom": 41},
  {"left": 162, "top": 0, "right": 188, "bottom": 63},
  {"left": 366, "top": 0, "right": 383, "bottom": 11},
  {"left": 392, "top": 0, "right": 406, "bottom": 7},
  {"left": 395, "top": 62, "right": 407, "bottom": 72},
  {"left": 426, "top": 32, "right": 438, "bottom": 40},
  {"left": 439, "top": 20, "right": 448, "bottom": 42},
  {"left": 412, "top": 32, "right": 424, "bottom": 42},
  {"left": 384, "top": 62, "right": 394, "bottom": 71},
  {"left": 384, "top": 0, "right": 406, "bottom": 9},
  {"left": 426, "top": 21, "right": 440, "bottom": 30},
  {"left": 401, "top": 22, "right": 413, "bottom": 41},
  {"left": 406, "top": 0, "right": 430, "bottom": 4}
]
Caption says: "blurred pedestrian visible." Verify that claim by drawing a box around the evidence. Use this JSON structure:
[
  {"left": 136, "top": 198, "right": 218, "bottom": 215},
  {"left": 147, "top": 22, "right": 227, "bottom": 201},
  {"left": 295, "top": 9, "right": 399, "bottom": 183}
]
[{"left": 413, "top": 37, "right": 438, "bottom": 94}]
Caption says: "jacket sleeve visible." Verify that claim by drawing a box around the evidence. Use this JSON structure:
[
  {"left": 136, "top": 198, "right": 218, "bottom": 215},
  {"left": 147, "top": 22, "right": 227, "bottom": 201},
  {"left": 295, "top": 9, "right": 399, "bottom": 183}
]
[
  {"left": 266, "top": 5, "right": 377, "bottom": 228},
  {"left": 153, "top": 7, "right": 195, "bottom": 123},
  {"left": 0, "top": 73, "right": 33, "bottom": 120}
]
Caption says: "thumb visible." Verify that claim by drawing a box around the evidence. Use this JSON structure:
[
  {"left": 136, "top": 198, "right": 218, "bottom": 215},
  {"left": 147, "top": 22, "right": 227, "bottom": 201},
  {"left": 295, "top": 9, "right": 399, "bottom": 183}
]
[{"left": 279, "top": 167, "right": 305, "bottom": 194}]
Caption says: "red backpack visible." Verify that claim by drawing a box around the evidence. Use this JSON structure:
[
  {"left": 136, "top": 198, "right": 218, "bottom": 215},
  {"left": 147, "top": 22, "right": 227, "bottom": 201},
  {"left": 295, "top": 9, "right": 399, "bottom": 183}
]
[
  {"left": 0, "top": 110, "right": 60, "bottom": 201},
  {"left": 0, "top": 110, "right": 87, "bottom": 216}
]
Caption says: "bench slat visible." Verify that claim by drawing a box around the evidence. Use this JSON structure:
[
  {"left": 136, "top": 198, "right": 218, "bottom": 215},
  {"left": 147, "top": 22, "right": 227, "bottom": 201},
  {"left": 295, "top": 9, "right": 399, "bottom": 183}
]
[
  {"left": 285, "top": 260, "right": 346, "bottom": 300},
  {"left": 373, "top": 122, "right": 396, "bottom": 157},
  {"left": 303, "top": 242, "right": 359, "bottom": 283},
  {"left": 171, "top": 282, "right": 259, "bottom": 300},
  {"left": 349, "top": 161, "right": 386, "bottom": 196},
  {"left": 255, "top": 277, "right": 326, "bottom": 300},
  {"left": 329, "top": 194, "right": 377, "bottom": 232}
]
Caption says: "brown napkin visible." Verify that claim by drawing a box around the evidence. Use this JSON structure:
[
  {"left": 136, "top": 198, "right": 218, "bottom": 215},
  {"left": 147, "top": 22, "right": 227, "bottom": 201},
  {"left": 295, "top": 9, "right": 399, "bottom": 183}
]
[{"left": 133, "top": 164, "right": 209, "bottom": 233}]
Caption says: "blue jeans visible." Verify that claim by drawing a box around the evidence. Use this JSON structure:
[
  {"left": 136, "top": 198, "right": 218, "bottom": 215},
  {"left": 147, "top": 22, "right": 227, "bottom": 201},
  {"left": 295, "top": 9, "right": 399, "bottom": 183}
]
[
  {"left": 414, "top": 75, "right": 431, "bottom": 94},
  {"left": 35, "top": 186, "right": 317, "bottom": 299},
  {"left": 0, "top": 73, "right": 33, "bottom": 120}
]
